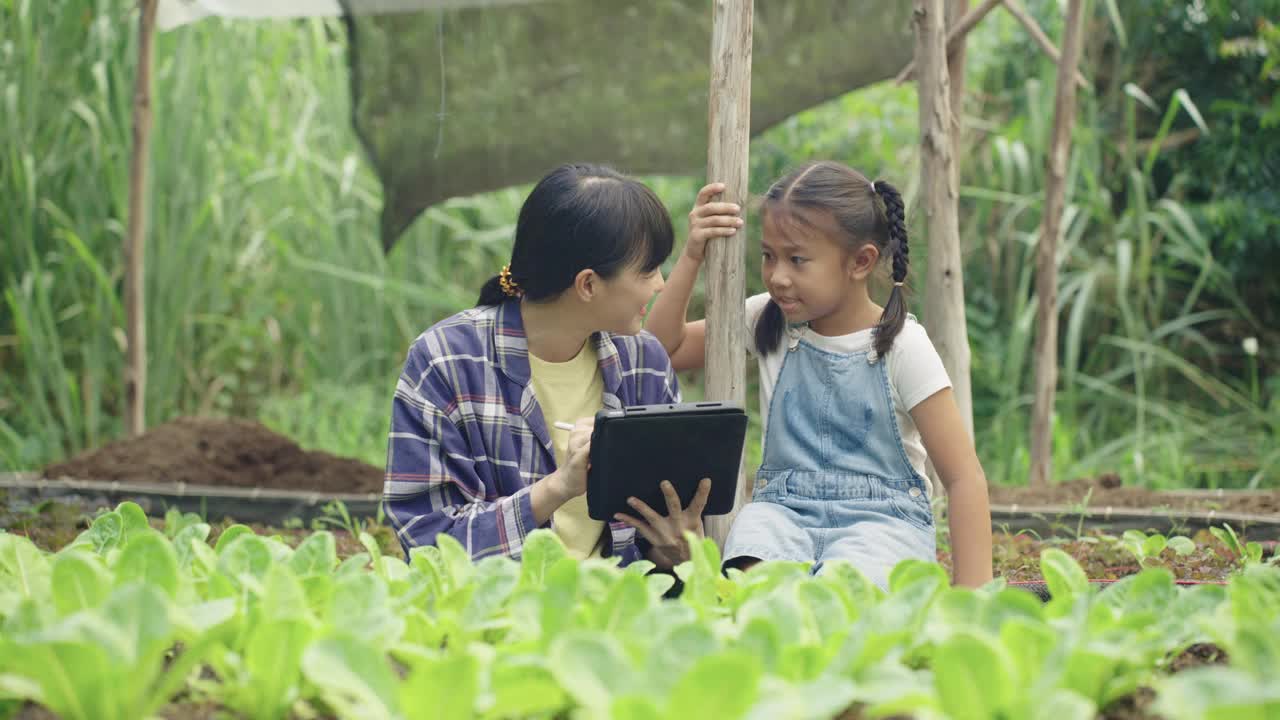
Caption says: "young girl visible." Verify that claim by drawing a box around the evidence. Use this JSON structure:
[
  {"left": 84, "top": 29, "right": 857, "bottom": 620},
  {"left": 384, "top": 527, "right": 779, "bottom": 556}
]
[
  {"left": 384, "top": 163, "right": 710, "bottom": 570},
  {"left": 646, "top": 161, "right": 993, "bottom": 588}
]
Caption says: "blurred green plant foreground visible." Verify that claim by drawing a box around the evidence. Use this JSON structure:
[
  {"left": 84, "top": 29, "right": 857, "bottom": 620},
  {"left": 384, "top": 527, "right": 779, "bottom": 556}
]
[{"left": 1, "top": 505, "right": 1279, "bottom": 718}]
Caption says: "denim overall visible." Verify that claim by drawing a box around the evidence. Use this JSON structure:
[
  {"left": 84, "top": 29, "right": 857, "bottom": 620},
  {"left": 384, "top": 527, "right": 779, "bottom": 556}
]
[{"left": 723, "top": 334, "right": 936, "bottom": 589}]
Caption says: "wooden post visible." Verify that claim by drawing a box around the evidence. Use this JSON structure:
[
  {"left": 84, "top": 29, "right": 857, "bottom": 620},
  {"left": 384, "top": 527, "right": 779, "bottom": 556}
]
[
  {"left": 1029, "top": 0, "right": 1087, "bottom": 487},
  {"left": 702, "top": 0, "right": 752, "bottom": 548},
  {"left": 125, "top": 0, "right": 158, "bottom": 437},
  {"left": 915, "top": 0, "right": 973, "bottom": 437}
]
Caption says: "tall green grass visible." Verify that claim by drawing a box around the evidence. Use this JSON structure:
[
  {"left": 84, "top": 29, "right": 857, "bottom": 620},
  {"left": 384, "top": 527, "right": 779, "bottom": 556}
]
[
  {"left": 1, "top": 1, "right": 514, "bottom": 469},
  {"left": 1, "top": 1, "right": 1272, "bottom": 489},
  {"left": 963, "top": 68, "right": 1274, "bottom": 489}
]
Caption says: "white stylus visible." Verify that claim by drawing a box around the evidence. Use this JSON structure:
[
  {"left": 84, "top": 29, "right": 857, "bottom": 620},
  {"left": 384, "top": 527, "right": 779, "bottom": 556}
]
[{"left": 552, "top": 421, "right": 575, "bottom": 431}]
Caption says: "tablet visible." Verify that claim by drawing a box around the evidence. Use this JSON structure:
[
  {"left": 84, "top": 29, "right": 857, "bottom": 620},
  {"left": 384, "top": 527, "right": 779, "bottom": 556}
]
[{"left": 585, "top": 402, "right": 747, "bottom": 522}]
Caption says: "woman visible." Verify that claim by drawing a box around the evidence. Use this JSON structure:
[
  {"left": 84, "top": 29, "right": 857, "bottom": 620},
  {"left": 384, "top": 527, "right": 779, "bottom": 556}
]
[{"left": 383, "top": 163, "right": 710, "bottom": 569}]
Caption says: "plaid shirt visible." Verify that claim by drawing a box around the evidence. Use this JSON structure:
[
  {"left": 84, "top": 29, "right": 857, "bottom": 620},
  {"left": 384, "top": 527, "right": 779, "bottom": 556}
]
[{"left": 384, "top": 300, "right": 680, "bottom": 563}]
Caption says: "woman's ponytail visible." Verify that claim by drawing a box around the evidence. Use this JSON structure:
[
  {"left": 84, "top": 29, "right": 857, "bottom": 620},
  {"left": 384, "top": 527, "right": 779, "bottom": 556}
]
[{"left": 475, "top": 274, "right": 508, "bottom": 307}]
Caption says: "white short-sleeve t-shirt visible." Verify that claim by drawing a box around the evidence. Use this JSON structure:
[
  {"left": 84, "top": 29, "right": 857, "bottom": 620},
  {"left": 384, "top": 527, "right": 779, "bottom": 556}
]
[{"left": 745, "top": 293, "right": 951, "bottom": 484}]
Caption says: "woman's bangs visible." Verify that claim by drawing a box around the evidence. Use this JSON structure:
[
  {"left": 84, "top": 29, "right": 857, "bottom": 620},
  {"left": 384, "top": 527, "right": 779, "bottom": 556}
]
[{"left": 620, "top": 182, "right": 674, "bottom": 273}]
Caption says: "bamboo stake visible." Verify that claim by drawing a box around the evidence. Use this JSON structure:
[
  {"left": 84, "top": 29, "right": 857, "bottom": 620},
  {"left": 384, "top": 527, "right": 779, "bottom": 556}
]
[
  {"left": 702, "top": 0, "right": 752, "bottom": 549},
  {"left": 1029, "top": 0, "right": 1087, "bottom": 487},
  {"left": 126, "top": 0, "right": 158, "bottom": 437}
]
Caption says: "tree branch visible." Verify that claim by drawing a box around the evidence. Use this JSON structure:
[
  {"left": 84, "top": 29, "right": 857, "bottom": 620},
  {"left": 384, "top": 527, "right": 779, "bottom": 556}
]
[
  {"left": 1000, "top": 0, "right": 1090, "bottom": 91},
  {"left": 895, "top": 0, "right": 1002, "bottom": 84}
]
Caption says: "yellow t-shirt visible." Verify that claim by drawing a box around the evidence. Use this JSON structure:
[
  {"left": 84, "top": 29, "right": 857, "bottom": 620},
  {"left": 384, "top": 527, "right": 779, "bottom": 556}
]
[{"left": 529, "top": 342, "right": 605, "bottom": 560}]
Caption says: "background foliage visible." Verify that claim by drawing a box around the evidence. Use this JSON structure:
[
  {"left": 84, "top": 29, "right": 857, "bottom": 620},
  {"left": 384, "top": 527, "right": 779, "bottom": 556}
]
[{"left": 1, "top": 0, "right": 1274, "bottom": 488}]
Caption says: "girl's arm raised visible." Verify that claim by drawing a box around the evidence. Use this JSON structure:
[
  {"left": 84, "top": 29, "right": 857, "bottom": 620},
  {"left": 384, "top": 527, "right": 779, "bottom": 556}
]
[
  {"left": 646, "top": 182, "right": 743, "bottom": 372},
  {"left": 910, "top": 388, "right": 994, "bottom": 588}
]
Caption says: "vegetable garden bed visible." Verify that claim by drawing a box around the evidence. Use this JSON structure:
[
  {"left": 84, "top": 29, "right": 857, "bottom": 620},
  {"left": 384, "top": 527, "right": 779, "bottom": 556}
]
[
  {"left": 2, "top": 498, "right": 1279, "bottom": 719},
  {"left": 5, "top": 417, "right": 1279, "bottom": 719}
]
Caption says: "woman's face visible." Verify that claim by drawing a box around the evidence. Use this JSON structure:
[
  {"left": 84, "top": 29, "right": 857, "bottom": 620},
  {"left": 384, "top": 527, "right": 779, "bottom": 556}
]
[{"left": 595, "top": 262, "right": 666, "bottom": 335}]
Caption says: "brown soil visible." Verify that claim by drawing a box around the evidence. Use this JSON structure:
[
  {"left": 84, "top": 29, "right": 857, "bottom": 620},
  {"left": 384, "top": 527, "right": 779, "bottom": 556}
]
[
  {"left": 1167, "top": 643, "right": 1229, "bottom": 672},
  {"left": 946, "top": 528, "right": 1251, "bottom": 583},
  {"left": 834, "top": 643, "right": 1231, "bottom": 720},
  {"left": 156, "top": 702, "right": 236, "bottom": 720},
  {"left": 1098, "top": 643, "right": 1230, "bottom": 720},
  {"left": 18, "top": 700, "right": 337, "bottom": 720},
  {"left": 835, "top": 644, "right": 1232, "bottom": 720},
  {"left": 41, "top": 417, "right": 383, "bottom": 495},
  {"left": 0, "top": 491, "right": 398, "bottom": 558},
  {"left": 12, "top": 704, "right": 57, "bottom": 720},
  {"left": 989, "top": 474, "right": 1280, "bottom": 515}
]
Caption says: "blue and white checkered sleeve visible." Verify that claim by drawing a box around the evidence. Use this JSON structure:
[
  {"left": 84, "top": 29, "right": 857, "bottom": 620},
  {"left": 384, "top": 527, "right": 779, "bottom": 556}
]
[{"left": 382, "top": 348, "right": 537, "bottom": 561}]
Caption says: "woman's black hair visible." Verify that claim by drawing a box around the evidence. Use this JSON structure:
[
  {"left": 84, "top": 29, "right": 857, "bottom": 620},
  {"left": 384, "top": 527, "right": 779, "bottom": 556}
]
[
  {"left": 753, "top": 161, "right": 910, "bottom": 358},
  {"left": 477, "top": 163, "right": 674, "bottom": 306}
]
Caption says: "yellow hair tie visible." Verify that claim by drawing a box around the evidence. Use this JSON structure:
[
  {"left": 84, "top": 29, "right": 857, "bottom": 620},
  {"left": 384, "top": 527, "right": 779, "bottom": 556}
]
[{"left": 498, "top": 265, "right": 522, "bottom": 298}]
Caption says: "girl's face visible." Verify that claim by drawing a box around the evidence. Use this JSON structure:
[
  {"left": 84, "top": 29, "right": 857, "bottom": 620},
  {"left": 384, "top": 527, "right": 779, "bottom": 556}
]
[
  {"left": 760, "top": 210, "right": 859, "bottom": 324},
  {"left": 594, "top": 261, "right": 666, "bottom": 335}
]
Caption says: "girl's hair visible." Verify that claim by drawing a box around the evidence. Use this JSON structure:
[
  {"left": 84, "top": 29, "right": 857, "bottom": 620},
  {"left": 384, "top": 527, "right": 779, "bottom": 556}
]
[
  {"left": 476, "top": 163, "right": 674, "bottom": 306},
  {"left": 753, "top": 161, "right": 909, "bottom": 358}
]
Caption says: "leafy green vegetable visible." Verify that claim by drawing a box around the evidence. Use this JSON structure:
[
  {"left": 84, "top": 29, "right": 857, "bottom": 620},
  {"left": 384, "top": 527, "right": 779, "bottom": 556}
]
[{"left": 3, "top": 503, "right": 1279, "bottom": 719}]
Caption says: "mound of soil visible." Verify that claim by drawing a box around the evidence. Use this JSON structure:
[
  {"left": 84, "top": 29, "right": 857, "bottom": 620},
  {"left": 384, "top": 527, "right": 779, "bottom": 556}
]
[
  {"left": 41, "top": 417, "right": 383, "bottom": 494},
  {"left": 988, "top": 474, "right": 1280, "bottom": 515}
]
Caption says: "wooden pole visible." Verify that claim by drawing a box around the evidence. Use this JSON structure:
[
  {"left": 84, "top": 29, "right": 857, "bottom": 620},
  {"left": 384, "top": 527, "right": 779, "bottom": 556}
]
[
  {"left": 1029, "top": 0, "right": 1087, "bottom": 487},
  {"left": 125, "top": 0, "right": 158, "bottom": 437},
  {"left": 915, "top": 0, "right": 973, "bottom": 438},
  {"left": 702, "top": 0, "right": 752, "bottom": 549}
]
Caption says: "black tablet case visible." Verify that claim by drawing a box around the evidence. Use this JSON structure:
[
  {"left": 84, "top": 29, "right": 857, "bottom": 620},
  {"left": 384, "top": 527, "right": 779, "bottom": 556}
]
[{"left": 586, "top": 403, "right": 747, "bottom": 521}]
